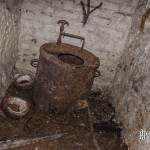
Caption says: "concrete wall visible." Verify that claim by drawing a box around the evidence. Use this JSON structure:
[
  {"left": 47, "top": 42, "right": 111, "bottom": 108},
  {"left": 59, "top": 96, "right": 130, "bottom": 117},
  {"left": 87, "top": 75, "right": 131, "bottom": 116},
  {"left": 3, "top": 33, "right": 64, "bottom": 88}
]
[
  {"left": 112, "top": 0, "right": 150, "bottom": 149},
  {"left": 0, "top": 0, "right": 22, "bottom": 101},
  {"left": 16, "top": 0, "right": 139, "bottom": 89}
]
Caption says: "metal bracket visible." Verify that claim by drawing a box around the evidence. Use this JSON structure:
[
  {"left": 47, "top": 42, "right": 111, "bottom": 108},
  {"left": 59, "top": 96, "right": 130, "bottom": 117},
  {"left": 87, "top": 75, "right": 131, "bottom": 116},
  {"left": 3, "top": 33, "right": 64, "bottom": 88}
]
[
  {"left": 57, "top": 20, "right": 85, "bottom": 49},
  {"left": 57, "top": 20, "right": 69, "bottom": 45},
  {"left": 30, "top": 59, "right": 38, "bottom": 68},
  {"left": 62, "top": 32, "right": 85, "bottom": 49}
]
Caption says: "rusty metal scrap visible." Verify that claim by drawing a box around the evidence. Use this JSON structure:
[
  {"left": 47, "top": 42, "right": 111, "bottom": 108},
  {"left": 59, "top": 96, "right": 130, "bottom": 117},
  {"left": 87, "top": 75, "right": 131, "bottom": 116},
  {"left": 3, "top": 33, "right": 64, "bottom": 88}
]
[
  {"left": 33, "top": 43, "right": 100, "bottom": 113},
  {"left": 32, "top": 20, "right": 100, "bottom": 114},
  {"left": 57, "top": 20, "right": 69, "bottom": 45}
]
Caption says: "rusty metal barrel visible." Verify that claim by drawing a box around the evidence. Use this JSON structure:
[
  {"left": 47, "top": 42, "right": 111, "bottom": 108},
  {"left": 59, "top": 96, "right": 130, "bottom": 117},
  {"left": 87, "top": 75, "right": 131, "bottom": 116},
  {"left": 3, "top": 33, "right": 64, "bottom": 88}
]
[{"left": 32, "top": 20, "right": 100, "bottom": 113}]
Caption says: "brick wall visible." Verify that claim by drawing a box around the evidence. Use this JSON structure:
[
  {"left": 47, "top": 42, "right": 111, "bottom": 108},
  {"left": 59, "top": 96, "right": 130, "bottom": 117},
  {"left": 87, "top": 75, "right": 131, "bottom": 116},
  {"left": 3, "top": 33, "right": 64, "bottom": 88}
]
[
  {"left": 112, "top": 0, "right": 150, "bottom": 149},
  {"left": 16, "top": 0, "right": 139, "bottom": 89},
  {"left": 0, "top": 0, "right": 22, "bottom": 101}
]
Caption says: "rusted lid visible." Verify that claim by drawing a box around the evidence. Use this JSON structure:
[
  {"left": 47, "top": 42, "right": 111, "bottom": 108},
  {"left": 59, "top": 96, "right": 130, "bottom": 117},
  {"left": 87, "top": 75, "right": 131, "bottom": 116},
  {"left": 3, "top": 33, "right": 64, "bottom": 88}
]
[{"left": 40, "top": 43, "right": 100, "bottom": 69}]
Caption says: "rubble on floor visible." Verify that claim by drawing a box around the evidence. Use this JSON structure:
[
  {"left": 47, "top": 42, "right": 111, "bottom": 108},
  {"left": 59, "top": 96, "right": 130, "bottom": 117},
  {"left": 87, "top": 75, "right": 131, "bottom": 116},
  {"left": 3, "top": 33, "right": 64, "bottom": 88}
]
[{"left": 0, "top": 81, "right": 128, "bottom": 150}]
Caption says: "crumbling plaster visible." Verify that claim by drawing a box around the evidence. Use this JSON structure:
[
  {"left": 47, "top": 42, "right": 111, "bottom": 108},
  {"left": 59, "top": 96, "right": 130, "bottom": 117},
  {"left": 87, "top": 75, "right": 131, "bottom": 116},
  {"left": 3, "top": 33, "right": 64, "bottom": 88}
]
[{"left": 112, "top": 0, "right": 150, "bottom": 149}]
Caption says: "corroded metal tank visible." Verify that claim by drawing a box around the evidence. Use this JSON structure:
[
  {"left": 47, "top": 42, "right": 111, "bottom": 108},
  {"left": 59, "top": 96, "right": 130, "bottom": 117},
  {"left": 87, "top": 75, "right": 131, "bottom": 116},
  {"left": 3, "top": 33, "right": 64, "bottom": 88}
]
[{"left": 32, "top": 20, "right": 100, "bottom": 113}]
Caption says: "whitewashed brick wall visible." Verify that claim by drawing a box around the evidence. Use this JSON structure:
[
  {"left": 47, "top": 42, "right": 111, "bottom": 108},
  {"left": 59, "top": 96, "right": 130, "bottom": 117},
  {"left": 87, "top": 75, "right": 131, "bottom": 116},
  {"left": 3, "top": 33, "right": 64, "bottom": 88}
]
[
  {"left": 0, "top": 0, "right": 22, "bottom": 101},
  {"left": 112, "top": 0, "right": 150, "bottom": 149},
  {"left": 16, "top": 0, "right": 138, "bottom": 89}
]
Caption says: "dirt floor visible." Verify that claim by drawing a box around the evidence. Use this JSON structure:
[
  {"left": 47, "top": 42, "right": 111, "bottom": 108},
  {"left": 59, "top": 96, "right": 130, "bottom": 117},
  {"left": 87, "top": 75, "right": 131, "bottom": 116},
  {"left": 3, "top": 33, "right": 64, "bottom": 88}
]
[{"left": 0, "top": 79, "right": 128, "bottom": 150}]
